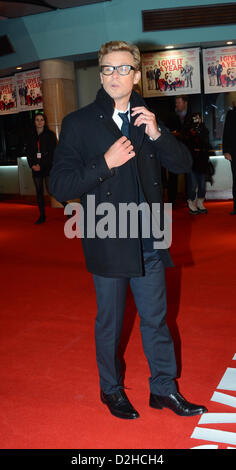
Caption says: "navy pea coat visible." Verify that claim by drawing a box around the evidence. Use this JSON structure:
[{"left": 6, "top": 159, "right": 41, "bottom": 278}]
[{"left": 50, "top": 87, "right": 192, "bottom": 277}]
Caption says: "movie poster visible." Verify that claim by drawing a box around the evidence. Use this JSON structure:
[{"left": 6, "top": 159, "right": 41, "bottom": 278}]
[
  {"left": 16, "top": 69, "right": 43, "bottom": 111},
  {"left": 0, "top": 76, "right": 17, "bottom": 114},
  {"left": 141, "top": 48, "right": 201, "bottom": 97},
  {"left": 202, "top": 46, "right": 236, "bottom": 94}
]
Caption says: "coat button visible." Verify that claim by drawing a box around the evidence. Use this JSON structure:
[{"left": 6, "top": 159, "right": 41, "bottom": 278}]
[
  {"left": 99, "top": 114, "right": 104, "bottom": 119},
  {"left": 153, "top": 181, "right": 159, "bottom": 186},
  {"left": 150, "top": 153, "right": 154, "bottom": 158},
  {"left": 92, "top": 163, "right": 96, "bottom": 169},
  {"left": 106, "top": 191, "right": 111, "bottom": 196},
  {"left": 99, "top": 176, "right": 104, "bottom": 182}
]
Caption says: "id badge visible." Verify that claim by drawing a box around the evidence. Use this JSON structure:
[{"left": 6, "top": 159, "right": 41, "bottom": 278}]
[{"left": 37, "top": 152, "right": 42, "bottom": 159}]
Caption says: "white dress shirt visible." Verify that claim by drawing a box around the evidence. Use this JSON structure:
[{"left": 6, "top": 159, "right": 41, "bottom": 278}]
[{"left": 112, "top": 103, "right": 130, "bottom": 131}]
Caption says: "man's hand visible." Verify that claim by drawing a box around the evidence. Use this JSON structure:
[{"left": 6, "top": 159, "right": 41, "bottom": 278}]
[
  {"left": 131, "top": 106, "right": 161, "bottom": 141},
  {"left": 32, "top": 164, "right": 40, "bottom": 171},
  {"left": 224, "top": 152, "right": 232, "bottom": 161},
  {"left": 104, "top": 136, "right": 135, "bottom": 169}
]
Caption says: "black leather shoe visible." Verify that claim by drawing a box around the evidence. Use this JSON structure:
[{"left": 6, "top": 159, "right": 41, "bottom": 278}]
[
  {"left": 101, "top": 390, "right": 139, "bottom": 420},
  {"left": 230, "top": 209, "right": 236, "bottom": 215},
  {"left": 149, "top": 392, "right": 208, "bottom": 416},
  {"left": 35, "top": 215, "right": 46, "bottom": 225}
]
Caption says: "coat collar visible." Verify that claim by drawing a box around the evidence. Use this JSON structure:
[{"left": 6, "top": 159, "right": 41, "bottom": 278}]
[
  {"left": 95, "top": 86, "right": 147, "bottom": 115},
  {"left": 95, "top": 87, "right": 120, "bottom": 138},
  {"left": 95, "top": 87, "right": 147, "bottom": 153}
]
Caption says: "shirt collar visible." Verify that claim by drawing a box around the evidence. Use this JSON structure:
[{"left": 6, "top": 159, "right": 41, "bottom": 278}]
[{"left": 113, "top": 102, "right": 130, "bottom": 121}]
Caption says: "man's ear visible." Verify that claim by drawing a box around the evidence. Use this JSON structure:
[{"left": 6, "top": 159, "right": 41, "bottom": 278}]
[
  {"left": 100, "top": 73, "right": 104, "bottom": 85},
  {"left": 134, "top": 70, "right": 141, "bottom": 85}
]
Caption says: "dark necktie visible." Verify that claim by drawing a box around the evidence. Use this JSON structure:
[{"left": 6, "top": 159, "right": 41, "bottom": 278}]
[
  {"left": 118, "top": 111, "right": 130, "bottom": 139},
  {"left": 119, "top": 111, "right": 154, "bottom": 251}
]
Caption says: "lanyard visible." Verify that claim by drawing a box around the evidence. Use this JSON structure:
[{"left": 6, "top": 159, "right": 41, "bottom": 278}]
[{"left": 36, "top": 138, "right": 41, "bottom": 159}]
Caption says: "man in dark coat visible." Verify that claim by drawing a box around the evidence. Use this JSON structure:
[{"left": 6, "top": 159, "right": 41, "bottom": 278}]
[
  {"left": 50, "top": 41, "right": 207, "bottom": 420},
  {"left": 223, "top": 106, "right": 236, "bottom": 215},
  {"left": 165, "top": 95, "right": 192, "bottom": 204},
  {"left": 154, "top": 65, "right": 161, "bottom": 90}
]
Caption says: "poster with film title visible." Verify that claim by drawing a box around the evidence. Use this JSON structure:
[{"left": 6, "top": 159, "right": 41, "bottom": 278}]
[
  {"left": 141, "top": 48, "right": 201, "bottom": 98},
  {"left": 0, "top": 76, "right": 17, "bottom": 114},
  {"left": 16, "top": 69, "right": 43, "bottom": 111},
  {"left": 202, "top": 45, "right": 236, "bottom": 94}
]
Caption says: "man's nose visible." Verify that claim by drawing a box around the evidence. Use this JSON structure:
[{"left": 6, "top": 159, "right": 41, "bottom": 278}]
[{"left": 112, "top": 68, "right": 120, "bottom": 78}]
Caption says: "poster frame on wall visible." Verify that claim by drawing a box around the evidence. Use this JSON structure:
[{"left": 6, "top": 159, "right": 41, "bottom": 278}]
[
  {"left": 0, "top": 68, "right": 43, "bottom": 116},
  {"left": 141, "top": 47, "right": 201, "bottom": 98},
  {"left": 0, "top": 75, "right": 17, "bottom": 115},
  {"left": 15, "top": 68, "right": 43, "bottom": 112},
  {"left": 202, "top": 45, "right": 236, "bottom": 94}
]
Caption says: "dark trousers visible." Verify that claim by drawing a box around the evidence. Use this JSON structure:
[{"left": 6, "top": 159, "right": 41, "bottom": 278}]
[
  {"left": 187, "top": 170, "right": 206, "bottom": 200},
  {"left": 93, "top": 250, "right": 177, "bottom": 396},
  {"left": 33, "top": 174, "right": 50, "bottom": 216},
  {"left": 231, "top": 161, "right": 236, "bottom": 208},
  {"left": 167, "top": 171, "right": 178, "bottom": 203},
  {"left": 217, "top": 74, "right": 222, "bottom": 86}
]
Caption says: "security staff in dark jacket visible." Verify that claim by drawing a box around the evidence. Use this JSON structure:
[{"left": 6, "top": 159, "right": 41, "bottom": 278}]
[
  {"left": 223, "top": 106, "right": 236, "bottom": 215},
  {"left": 165, "top": 95, "right": 192, "bottom": 204},
  {"left": 26, "top": 113, "right": 57, "bottom": 224},
  {"left": 50, "top": 41, "right": 207, "bottom": 420}
]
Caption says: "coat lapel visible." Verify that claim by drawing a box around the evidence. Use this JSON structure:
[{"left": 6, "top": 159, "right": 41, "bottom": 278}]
[
  {"left": 95, "top": 87, "right": 123, "bottom": 140},
  {"left": 101, "top": 115, "right": 123, "bottom": 140},
  {"left": 130, "top": 91, "right": 146, "bottom": 157},
  {"left": 130, "top": 113, "right": 145, "bottom": 157}
]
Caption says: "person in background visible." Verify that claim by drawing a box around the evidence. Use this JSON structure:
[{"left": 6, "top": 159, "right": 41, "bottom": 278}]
[
  {"left": 216, "top": 60, "right": 223, "bottom": 87},
  {"left": 146, "top": 67, "right": 151, "bottom": 90},
  {"left": 185, "top": 113, "right": 210, "bottom": 214},
  {"left": 209, "top": 63, "right": 217, "bottom": 87},
  {"left": 223, "top": 105, "right": 236, "bottom": 215},
  {"left": 25, "top": 112, "right": 57, "bottom": 224},
  {"left": 149, "top": 66, "right": 155, "bottom": 90},
  {"left": 184, "top": 62, "right": 193, "bottom": 88},
  {"left": 165, "top": 95, "right": 192, "bottom": 204},
  {"left": 154, "top": 65, "right": 161, "bottom": 90}
]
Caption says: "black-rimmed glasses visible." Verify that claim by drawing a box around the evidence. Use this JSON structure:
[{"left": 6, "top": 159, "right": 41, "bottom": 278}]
[{"left": 100, "top": 65, "right": 136, "bottom": 76}]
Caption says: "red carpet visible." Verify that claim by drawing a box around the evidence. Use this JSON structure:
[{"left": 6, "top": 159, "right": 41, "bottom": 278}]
[{"left": 0, "top": 200, "right": 236, "bottom": 449}]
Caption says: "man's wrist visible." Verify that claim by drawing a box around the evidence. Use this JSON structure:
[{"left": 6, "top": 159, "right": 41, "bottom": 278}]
[
  {"left": 152, "top": 132, "right": 161, "bottom": 141},
  {"left": 104, "top": 152, "right": 112, "bottom": 170},
  {"left": 149, "top": 129, "right": 161, "bottom": 141}
]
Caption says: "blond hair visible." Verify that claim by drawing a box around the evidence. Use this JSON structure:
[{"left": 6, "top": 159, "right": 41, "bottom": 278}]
[{"left": 98, "top": 41, "right": 141, "bottom": 70}]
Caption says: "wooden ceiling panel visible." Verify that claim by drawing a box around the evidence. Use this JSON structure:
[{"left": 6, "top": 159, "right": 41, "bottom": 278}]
[{"left": 142, "top": 3, "right": 236, "bottom": 31}]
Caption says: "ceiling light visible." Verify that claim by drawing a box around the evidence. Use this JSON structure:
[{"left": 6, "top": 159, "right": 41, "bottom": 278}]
[
  {"left": 165, "top": 45, "right": 174, "bottom": 49},
  {"left": 16, "top": 66, "right": 22, "bottom": 70},
  {"left": 226, "top": 41, "right": 233, "bottom": 45}
]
